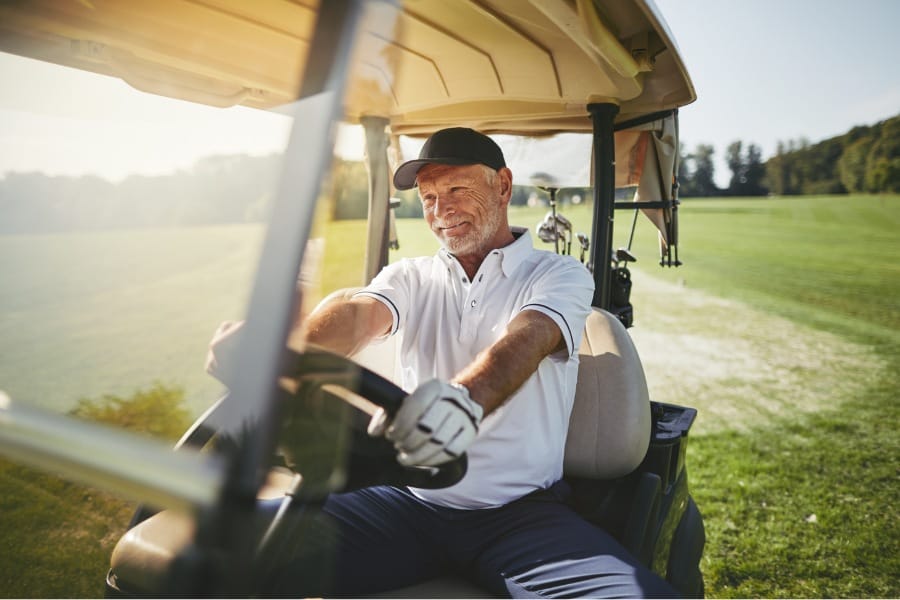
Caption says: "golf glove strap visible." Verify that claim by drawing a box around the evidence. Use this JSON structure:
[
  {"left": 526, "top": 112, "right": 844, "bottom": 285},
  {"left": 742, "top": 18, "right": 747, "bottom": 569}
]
[{"left": 380, "top": 379, "right": 483, "bottom": 467}]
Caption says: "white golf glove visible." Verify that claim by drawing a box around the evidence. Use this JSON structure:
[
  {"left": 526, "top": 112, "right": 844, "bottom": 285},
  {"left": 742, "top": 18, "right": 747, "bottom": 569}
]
[{"left": 369, "top": 379, "right": 483, "bottom": 467}]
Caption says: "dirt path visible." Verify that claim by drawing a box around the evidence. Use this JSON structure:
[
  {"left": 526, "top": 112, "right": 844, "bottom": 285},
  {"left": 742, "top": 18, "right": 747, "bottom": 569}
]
[{"left": 625, "top": 268, "right": 884, "bottom": 436}]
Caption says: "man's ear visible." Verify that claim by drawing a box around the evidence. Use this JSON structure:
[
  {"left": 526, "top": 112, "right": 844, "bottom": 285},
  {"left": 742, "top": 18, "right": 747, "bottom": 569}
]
[{"left": 497, "top": 167, "right": 513, "bottom": 203}]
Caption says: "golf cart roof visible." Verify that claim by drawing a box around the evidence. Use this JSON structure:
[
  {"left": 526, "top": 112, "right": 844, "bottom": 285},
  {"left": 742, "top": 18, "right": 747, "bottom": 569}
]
[{"left": 0, "top": 0, "right": 695, "bottom": 135}]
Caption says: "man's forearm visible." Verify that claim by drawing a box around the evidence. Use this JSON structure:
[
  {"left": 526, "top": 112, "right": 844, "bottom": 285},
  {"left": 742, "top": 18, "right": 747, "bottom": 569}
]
[
  {"left": 305, "top": 297, "right": 391, "bottom": 357},
  {"left": 452, "top": 310, "right": 563, "bottom": 416}
]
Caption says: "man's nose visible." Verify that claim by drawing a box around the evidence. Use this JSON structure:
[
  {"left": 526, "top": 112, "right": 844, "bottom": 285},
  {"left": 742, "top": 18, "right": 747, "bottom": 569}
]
[{"left": 434, "top": 194, "right": 456, "bottom": 218}]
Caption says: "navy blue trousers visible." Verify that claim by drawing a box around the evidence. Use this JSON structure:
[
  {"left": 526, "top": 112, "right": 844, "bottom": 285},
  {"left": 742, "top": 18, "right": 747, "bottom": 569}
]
[{"left": 261, "top": 481, "right": 678, "bottom": 598}]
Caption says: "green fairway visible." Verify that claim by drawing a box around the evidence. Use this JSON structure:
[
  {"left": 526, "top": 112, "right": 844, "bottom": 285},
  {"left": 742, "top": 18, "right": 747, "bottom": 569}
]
[
  {"left": 0, "top": 224, "right": 269, "bottom": 415},
  {"left": 637, "top": 195, "right": 900, "bottom": 343},
  {"left": 0, "top": 194, "right": 897, "bottom": 597},
  {"left": 625, "top": 195, "right": 898, "bottom": 597}
]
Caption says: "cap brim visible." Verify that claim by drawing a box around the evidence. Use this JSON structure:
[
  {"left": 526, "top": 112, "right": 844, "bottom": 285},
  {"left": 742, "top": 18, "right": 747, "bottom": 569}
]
[{"left": 392, "top": 157, "right": 479, "bottom": 190}]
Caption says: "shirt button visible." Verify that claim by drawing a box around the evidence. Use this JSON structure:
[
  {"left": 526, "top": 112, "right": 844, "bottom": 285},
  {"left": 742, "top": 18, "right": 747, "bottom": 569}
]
[{"left": 471, "top": 300, "right": 477, "bottom": 307}]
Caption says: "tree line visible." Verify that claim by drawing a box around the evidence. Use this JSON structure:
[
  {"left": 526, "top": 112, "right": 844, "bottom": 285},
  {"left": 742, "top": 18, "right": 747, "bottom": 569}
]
[
  {"left": 0, "top": 154, "right": 573, "bottom": 233},
  {"left": 2, "top": 113, "right": 896, "bottom": 234},
  {"left": 0, "top": 153, "right": 282, "bottom": 234},
  {"left": 678, "top": 113, "right": 899, "bottom": 197}
]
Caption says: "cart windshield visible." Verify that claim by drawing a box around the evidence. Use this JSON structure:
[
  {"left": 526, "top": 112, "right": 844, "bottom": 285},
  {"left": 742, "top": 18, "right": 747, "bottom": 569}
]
[{"left": 0, "top": 51, "right": 292, "bottom": 421}]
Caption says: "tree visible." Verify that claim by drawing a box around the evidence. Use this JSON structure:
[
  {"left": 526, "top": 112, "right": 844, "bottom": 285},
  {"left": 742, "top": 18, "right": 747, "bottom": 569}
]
[
  {"left": 726, "top": 140, "right": 767, "bottom": 196},
  {"left": 691, "top": 144, "right": 719, "bottom": 196},
  {"left": 725, "top": 140, "right": 744, "bottom": 193},
  {"left": 676, "top": 141, "right": 692, "bottom": 196},
  {"left": 837, "top": 137, "right": 874, "bottom": 193},
  {"left": 765, "top": 141, "right": 789, "bottom": 195},
  {"left": 676, "top": 142, "right": 719, "bottom": 197},
  {"left": 744, "top": 143, "right": 767, "bottom": 195},
  {"left": 329, "top": 159, "right": 369, "bottom": 219},
  {"left": 864, "top": 118, "right": 900, "bottom": 193},
  {"left": 764, "top": 114, "right": 900, "bottom": 195},
  {"left": 0, "top": 153, "right": 284, "bottom": 233}
]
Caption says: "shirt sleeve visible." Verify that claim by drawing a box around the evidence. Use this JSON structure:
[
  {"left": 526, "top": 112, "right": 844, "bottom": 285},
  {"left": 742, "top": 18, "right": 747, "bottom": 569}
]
[
  {"left": 518, "top": 256, "right": 594, "bottom": 358},
  {"left": 352, "top": 259, "right": 411, "bottom": 338}
]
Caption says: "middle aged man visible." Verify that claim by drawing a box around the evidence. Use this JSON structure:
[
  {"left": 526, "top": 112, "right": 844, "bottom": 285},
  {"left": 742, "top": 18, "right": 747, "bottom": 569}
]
[{"left": 209, "top": 127, "right": 677, "bottom": 598}]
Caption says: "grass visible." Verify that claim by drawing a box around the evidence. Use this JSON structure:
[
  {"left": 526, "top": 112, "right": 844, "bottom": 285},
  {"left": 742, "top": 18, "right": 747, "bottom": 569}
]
[
  {"left": 649, "top": 196, "right": 900, "bottom": 342},
  {"left": 1, "top": 194, "right": 898, "bottom": 597},
  {"left": 690, "top": 390, "right": 899, "bottom": 598},
  {"left": 0, "top": 384, "right": 192, "bottom": 597},
  {"left": 0, "top": 460, "right": 134, "bottom": 597},
  {"left": 641, "top": 195, "right": 900, "bottom": 597},
  {"left": 0, "top": 224, "right": 266, "bottom": 414}
]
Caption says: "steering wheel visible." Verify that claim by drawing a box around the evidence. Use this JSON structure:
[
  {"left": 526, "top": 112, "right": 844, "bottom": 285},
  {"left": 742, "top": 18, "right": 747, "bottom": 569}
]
[
  {"left": 125, "top": 346, "right": 466, "bottom": 531},
  {"left": 240, "top": 346, "right": 470, "bottom": 583},
  {"left": 277, "top": 345, "right": 468, "bottom": 493}
]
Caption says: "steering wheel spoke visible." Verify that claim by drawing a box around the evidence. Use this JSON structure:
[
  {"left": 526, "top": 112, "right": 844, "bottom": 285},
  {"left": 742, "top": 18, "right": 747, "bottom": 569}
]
[{"left": 277, "top": 346, "right": 467, "bottom": 493}]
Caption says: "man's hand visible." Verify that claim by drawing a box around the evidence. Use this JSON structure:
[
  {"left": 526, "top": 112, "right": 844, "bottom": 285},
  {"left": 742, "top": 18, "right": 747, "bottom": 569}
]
[
  {"left": 369, "top": 379, "right": 483, "bottom": 467},
  {"left": 205, "top": 320, "right": 244, "bottom": 386}
]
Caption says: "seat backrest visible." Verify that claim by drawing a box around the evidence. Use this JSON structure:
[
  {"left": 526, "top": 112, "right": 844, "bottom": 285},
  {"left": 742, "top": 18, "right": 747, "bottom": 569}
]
[
  {"left": 315, "top": 290, "right": 650, "bottom": 480},
  {"left": 564, "top": 308, "right": 651, "bottom": 479}
]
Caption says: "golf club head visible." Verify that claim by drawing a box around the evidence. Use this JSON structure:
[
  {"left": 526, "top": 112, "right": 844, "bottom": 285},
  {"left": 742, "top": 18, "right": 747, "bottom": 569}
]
[
  {"left": 536, "top": 220, "right": 559, "bottom": 243},
  {"left": 615, "top": 247, "right": 637, "bottom": 263},
  {"left": 577, "top": 233, "right": 590, "bottom": 251},
  {"left": 552, "top": 212, "right": 572, "bottom": 232},
  {"left": 536, "top": 211, "right": 561, "bottom": 242},
  {"left": 555, "top": 223, "right": 570, "bottom": 247}
]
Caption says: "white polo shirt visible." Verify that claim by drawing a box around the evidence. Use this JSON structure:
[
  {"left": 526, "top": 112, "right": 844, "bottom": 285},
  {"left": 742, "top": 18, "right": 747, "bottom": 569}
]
[{"left": 356, "top": 227, "right": 594, "bottom": 509}]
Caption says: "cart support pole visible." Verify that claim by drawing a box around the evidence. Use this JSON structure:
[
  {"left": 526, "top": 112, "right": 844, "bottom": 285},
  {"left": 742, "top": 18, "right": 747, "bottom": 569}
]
[
  {"left": 362, "top": 116, "right": 391, "bottom": 283},
  {"left": 588, "top": 102, "right": 619, "bottom": 310}
]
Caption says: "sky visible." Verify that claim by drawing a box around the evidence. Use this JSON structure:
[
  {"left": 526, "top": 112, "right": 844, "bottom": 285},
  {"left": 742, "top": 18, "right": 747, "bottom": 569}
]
[
  {"left": 654, "top": 0, "right": 900, "bottom": 186},
  {"left": 1, "top": 1, "right": 898, "bottom": 186},
  {"left": 0, "top": 52, "right": 293, "bottom": 182}
]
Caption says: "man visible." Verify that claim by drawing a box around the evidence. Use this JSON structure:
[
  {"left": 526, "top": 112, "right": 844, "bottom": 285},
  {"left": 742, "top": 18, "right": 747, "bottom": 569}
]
[{"left": 210, "top": 128, "right": 676, "bottom": 598}]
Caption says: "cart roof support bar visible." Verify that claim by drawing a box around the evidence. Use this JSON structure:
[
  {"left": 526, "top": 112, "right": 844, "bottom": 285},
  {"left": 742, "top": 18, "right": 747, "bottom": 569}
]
[
  {"left": 362, "top": 115, "right": 392, "bottom": 283},
  {"left": 588, "top": 102, "right": 619, "bottom": 310}
]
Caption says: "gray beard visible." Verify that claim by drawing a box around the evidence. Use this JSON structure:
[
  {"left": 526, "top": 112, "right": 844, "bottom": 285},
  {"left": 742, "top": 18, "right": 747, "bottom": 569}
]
[{"left": 437, "top": 208, "right": 503, "bottom": 257}]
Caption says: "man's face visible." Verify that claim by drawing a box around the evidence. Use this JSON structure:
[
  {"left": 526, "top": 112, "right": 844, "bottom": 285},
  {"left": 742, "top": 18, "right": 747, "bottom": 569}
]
[{"left": 416, "top": 163, "right": 510, "bottom": 257}]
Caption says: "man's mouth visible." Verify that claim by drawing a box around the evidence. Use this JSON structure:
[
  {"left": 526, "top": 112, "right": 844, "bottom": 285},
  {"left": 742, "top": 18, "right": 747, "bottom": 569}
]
[{"left": 438, "top": 222, "right": 467, "bottom": 232}]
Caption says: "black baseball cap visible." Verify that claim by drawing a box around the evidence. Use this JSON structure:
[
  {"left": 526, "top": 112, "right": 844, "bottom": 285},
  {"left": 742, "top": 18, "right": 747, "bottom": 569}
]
[{"left": 393, "top": 127, "right": 506, "bottom": 190}]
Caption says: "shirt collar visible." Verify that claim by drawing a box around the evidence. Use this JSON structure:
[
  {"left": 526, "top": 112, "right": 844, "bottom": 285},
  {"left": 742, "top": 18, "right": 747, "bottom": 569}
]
[
  {"left": 495, "top": 226, "right": 533, "bottom": 277},
  {"left": 437, "top": 226, "right": 533, "bottom": 278}
]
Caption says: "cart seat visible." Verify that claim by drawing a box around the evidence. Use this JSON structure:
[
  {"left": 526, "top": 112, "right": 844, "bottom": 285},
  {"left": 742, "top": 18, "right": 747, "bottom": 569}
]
[
  {"left": 107, "top": 468, "right": 296, "bottom": 596},
  {"left": 565, "top": 307, "right": 651, "bottom": 479},
  {"left": 108, "top": 298, "right": 651, "bottom": 597}
]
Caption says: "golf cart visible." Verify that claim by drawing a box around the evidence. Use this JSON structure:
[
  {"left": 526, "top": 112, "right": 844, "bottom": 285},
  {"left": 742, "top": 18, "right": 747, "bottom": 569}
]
[{"left": 0, "top": 0, "right": 703, "bottom": 596}]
